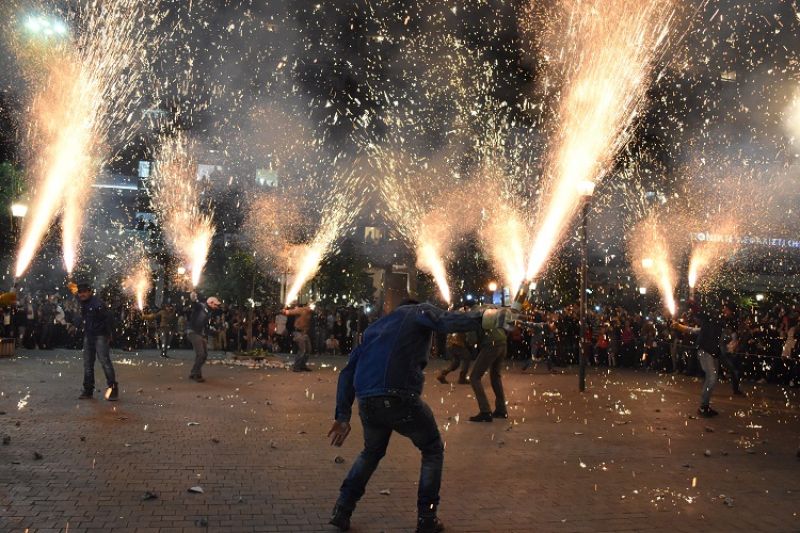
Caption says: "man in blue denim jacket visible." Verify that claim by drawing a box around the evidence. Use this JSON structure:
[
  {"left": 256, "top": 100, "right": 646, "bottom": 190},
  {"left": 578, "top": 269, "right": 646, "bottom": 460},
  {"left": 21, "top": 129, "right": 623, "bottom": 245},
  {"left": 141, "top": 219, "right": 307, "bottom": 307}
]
[{"left": 327, "top": 300, "right": 511, "bottom": 533}]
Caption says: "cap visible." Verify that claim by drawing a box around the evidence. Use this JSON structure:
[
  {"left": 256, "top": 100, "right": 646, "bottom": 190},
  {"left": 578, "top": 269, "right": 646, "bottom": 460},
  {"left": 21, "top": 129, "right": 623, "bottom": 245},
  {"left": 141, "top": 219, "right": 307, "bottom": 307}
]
[
  {"left": 76, "top": 282, "right": 92, "bottom": 292},
  {"left": 206, "top": 296, "right": 221, "bottom": 307}
]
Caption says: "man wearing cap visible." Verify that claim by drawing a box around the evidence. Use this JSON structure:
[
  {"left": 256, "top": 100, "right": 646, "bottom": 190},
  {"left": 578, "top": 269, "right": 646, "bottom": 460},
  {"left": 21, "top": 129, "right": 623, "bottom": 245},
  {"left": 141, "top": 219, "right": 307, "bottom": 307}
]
[
  {"left": 186, "top": 296, "right": 222, "bottom": 382},
  {"left": 68, "top": 282, "right": 119, "bottom": 401}
]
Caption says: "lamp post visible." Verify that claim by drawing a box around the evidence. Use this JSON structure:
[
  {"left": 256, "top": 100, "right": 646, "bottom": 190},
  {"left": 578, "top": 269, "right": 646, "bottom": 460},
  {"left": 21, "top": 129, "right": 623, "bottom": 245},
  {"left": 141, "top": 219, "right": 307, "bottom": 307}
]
[
  {"left": 488, "top": 281, "right": 498, "bottom": 305},
  {"left": 23, "top": 14, "right": 69, "bottom": 39},
  {"left": 10, "top": 202, "right": 27, "bottom": 247},
  {"left": 577, "top": 180, "right": 595, "bottom": 392}
]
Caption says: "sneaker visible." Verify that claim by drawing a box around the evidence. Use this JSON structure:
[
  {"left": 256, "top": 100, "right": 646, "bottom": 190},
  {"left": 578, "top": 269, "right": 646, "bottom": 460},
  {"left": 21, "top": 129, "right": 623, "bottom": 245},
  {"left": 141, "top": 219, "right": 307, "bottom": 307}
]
[
  {"left": 329, "top": 504, "right": 352, "bottom": 531},
  {"left": 78, "top": 390, "right": 93, "bottom": 400},
  {"left": 105, "top": 383, "right": 119, "bottom": 401},
  {"left": 492, "top": 410, "right": 509, "bottom": 419},
  {"left": 416, "top": 516, "right": 445, "bottom": 533},
  {"left": 697, "top": 406, "right": 719, "bottom": 418},
  {"left": 160, "top": 353, "right": 170, "bottom": 359},
  {"left": 436, "top": 373, "right": 448, "bottom": 385},
  {"left": 468, "top": 412, "right": 493, "bottom": 423},
  {"left": 189, "top": 375, "right": 206, "bottom": 383}
]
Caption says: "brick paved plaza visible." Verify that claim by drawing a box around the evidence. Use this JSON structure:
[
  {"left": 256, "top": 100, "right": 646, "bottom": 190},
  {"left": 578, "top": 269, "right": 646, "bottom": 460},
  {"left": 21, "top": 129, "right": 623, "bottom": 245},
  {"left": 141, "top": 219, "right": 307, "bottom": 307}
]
[{"left": 1, "top": 349, "right": 798, "bottom": 532}]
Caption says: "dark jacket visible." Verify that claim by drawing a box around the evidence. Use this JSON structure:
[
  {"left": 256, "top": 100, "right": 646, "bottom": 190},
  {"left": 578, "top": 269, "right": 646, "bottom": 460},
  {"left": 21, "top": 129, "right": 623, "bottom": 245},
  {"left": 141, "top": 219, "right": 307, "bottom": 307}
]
[
  {"left": 693, "top": 309, "right": 727, "bottom": 357},
  {"left": 76, "top": 296, "right": 112, "bottom": 338},
  {"left": 334, "top": 303, "right": 484, "bottom": 423},
  {"left": 187, "top": 302, "right": 210, "bottom": 335}
]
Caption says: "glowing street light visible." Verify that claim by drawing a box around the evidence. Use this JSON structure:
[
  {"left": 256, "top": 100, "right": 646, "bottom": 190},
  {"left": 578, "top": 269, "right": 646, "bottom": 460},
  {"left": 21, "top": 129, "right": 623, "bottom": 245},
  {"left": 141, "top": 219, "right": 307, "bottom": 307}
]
[
  {"left": 11, "top": 203, "right": 28, "bottom": 218},
  {"left": 639, "top": 287, "right": 648, "bottom": 295},
  {"left": 641, "top": 257, "right": 654, "bottom": 269},
  {"left": 23, "top": 14, "right": 69, "bottom": 39},
  {"left": 488, "top": 281, "right": 498, "bottom": 292},
  {"left": 576, "top": 179, "right": 596, "bottom": 198},
  {"left": 176, "top": 266, "right": 187, "bottom": 275},
  {"left": 755, "top": 293, "right": 765, "bottom": 302}
]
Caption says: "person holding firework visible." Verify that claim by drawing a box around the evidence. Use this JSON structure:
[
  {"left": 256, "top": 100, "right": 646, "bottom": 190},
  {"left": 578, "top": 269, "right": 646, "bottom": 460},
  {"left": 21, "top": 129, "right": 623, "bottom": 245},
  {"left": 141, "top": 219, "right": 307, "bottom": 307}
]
[{"left": 68, "top": 282, "right": 119, "bottom": 401}]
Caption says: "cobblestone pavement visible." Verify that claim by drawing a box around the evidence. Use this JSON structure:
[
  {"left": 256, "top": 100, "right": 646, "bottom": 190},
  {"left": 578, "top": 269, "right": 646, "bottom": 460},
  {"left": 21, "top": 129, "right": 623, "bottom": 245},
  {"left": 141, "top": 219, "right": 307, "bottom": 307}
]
[{"left": 1, "top": 348, "right": 799, "bottom": 533}]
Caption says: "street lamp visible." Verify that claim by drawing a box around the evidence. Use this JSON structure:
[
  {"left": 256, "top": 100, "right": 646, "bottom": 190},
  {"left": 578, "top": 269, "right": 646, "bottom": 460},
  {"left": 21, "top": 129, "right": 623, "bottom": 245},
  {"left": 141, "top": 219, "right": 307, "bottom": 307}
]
[
  {"left": 577, "top": 179, "right": 595, "bottom": 392},
  {"left": 641, "top": 257, "right": 654, "bottom": 269},
  {"left": 10, "top": 202, "right": 27, "bottom": 247},
  {"left": 11, "top": 203, "right": 28, "bottom": 218},
  {"left": 23, "top": 14, "right": 69, "bottom": 39},
  {"left": 488, "top": 281, "right": 498, "bottom": 292}
]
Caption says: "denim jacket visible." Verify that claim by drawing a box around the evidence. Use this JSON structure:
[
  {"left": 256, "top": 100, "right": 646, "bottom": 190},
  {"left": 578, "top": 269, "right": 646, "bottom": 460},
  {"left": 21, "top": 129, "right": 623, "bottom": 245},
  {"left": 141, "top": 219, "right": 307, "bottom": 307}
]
[{"left": 334, "top": 303, "right": 483, "bottom": 423}]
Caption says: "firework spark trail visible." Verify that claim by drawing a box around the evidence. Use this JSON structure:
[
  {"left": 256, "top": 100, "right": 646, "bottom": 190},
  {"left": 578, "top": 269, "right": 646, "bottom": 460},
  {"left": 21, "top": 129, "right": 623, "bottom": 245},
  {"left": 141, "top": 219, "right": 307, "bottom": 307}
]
[
  {"left": 284, "top": 165, "right": 365, "bottom": 305},
  {"left": 149, "top": 133, "right": 215, "bottom": 288},
  {"left": 688, "top": 217, "right": 739, "bottom": 293},
  {"left": 14, "top": 0, "right": 165, "bottom": 277},
  {"left": 630, "top": 213, "right": 678, "bottom": 316},
  {"left": 15, "top": 56, "right": 95, "bottom": 277},
  {"left": 123, "top": 255, "right": 152, "bottom": 311},
  {"left": 525, "top": 0, "right": 676, "bottom": 281},
  {"left": 245, "top": 192, "right": 305, "bottom": 278},
  {"left": 481, "top": 202, "right": 530, "bottom": 292},
  {"left": 352, "top": 32, "right": 492, "bottom": 303},
  {"left": 371, "top": 146, "right": 467, "bottom": 303}
]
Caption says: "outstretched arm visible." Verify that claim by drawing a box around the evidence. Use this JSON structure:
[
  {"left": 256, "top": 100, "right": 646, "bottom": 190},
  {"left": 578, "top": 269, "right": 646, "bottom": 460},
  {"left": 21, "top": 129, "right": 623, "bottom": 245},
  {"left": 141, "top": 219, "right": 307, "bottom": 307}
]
[
  {"left": 329, "top": 345, "right": 361, "bottom": 446},
  {"left": 414, "top": 303, "right": 484, "bottom": 333}
]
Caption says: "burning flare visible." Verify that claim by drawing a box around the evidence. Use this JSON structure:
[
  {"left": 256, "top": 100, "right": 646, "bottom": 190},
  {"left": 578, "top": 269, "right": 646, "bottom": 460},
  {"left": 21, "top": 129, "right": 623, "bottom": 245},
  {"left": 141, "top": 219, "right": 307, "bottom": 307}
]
[
  {"left": 526, "top": 0, "right": 676, "bottom": 280},
  {"left": 15, "top": 55, "right": 96, "bottom": 277},
  {"left": 631, "top": 214, "right": 678, "bottom": 316},
  {"left": 284, "top": 165, "right": 364, "bottom": 305},
  {"left": 13, "top": 1, "right": 165, "bottom": 278},
  {"left": 123, "top": 257, "right": 152, "bottom": 311},
  {"left": 149, "top": 133, "right": 215, "bottom": 288},
  {"left": 687, "top": 219, "right": 740, "bottom": 293},
  {"left": 481, "top": 203, "right": 530, "bottom": 295}
]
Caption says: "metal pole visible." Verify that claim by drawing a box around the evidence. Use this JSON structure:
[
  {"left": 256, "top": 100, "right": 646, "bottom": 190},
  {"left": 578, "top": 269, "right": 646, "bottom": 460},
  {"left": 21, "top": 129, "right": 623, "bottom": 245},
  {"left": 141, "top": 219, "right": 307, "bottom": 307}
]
[{"left": 579, "top": 201, "right": 589, "bottom": 392}]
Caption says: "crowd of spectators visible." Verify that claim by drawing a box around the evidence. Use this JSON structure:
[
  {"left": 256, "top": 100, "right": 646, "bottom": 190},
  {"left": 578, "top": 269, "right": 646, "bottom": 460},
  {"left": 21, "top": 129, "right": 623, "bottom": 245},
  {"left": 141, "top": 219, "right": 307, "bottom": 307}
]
[
  {"left": 0, "top": 292, "right": 371, "bottom": 358},
  {"left": 511, "top": 302, "right": 800, "bottom": 386},
  {"left": 2, "top": 292, "right": 799, "bottom": 386}
]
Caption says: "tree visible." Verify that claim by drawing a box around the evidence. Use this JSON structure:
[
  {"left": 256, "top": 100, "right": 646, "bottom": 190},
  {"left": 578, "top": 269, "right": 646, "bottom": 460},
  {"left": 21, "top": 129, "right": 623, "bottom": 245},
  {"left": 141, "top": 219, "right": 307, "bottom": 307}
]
[
  {"left": 315, "top": 238, "right": 374, "bottom": 307},
  {"left": 0, "top": 162, "right": 23, "bottom": 245}
]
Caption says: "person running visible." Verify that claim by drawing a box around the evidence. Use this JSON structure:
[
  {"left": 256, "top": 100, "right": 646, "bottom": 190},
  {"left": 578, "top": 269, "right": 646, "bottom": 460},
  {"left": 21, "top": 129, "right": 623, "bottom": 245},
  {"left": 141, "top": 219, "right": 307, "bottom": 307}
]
[
  {"left": 186, "top": 296, "right": 222, "bottom": 382},
  {"left": 68, "top": 282, "right": 118, "bottom": 401},
  {"left": 327, "top": 300, "right": 513, "bottom": 533}
]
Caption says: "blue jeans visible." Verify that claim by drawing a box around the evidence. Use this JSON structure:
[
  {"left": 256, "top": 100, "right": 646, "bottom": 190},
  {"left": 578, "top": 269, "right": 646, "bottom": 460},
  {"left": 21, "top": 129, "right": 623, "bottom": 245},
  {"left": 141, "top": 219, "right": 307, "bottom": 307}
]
[
  {"left": 338, "top": 396, "right": 444, "bottom": 517},
  {"left": 697, "top": 349, "right": 718, "bottom": 407},
  {"left": 83, "top": 336, "right": 116, "bottom": 392}
]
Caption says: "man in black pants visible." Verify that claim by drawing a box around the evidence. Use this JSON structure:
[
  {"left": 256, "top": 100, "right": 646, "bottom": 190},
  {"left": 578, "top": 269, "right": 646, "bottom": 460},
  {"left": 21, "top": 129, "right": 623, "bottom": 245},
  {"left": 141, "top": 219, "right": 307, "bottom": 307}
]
[
  {"left": 68, "top": 282, "right": 119, "bottom": 401},
  {"left": 186, "top": 296, "right": 221, "bottom": 382},
  {"left": 327, "top": 300, "right": 513, "bottom": 533},
  {"left": 468, "top": 324, "right": 508, "bottom": 421}
]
